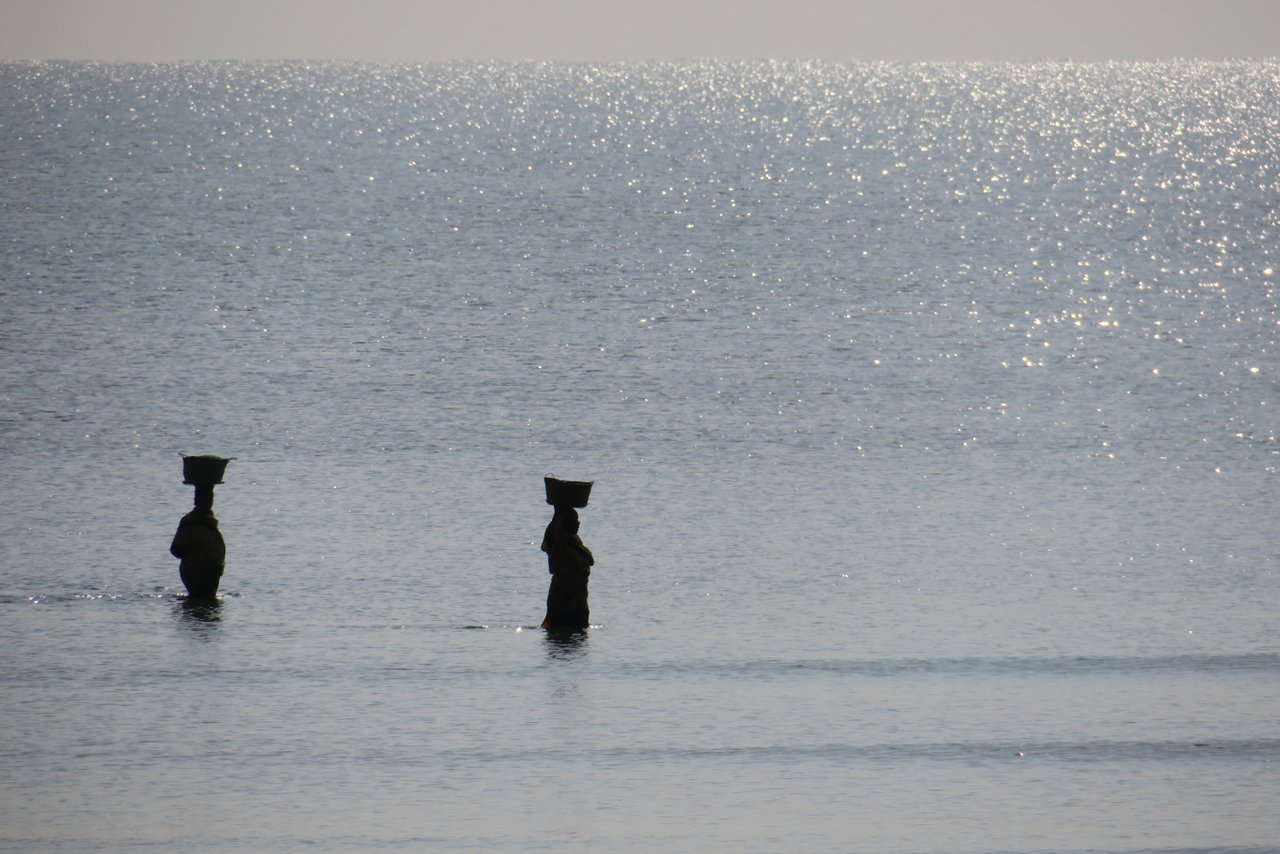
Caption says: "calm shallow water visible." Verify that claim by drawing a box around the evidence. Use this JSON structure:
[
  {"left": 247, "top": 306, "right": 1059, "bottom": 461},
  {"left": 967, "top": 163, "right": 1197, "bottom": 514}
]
[{"left": 1, "top": 60, "right": 1278, "bottom": 852}]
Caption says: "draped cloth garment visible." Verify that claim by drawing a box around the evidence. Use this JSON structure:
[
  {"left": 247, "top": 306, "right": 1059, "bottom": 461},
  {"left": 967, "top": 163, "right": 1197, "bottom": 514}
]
[
  {"left": 540, "top": 516, "right": 593, "bottom": 629},
  {"left": 171, "top": 509, "right": 225, "bottom": 599}
]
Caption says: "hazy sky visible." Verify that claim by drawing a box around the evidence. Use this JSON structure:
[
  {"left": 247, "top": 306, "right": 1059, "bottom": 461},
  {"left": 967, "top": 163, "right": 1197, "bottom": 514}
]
[{"left": 2, "top": 0, "right": 1277, "bottom": 62}]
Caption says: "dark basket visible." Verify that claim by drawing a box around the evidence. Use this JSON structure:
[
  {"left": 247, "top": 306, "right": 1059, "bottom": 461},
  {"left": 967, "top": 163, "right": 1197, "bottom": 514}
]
[
  {"left": 182, "top": 454, "right": 233, "bottom": 485},
  {"left": 545, "top": 476, "right": 592, "bottom": 508}
]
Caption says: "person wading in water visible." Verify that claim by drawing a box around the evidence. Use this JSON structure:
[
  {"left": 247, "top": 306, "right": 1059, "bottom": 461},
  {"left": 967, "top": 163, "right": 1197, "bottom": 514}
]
[
  {"left": 540, "top": 506, "right": 593, "bottom": 629},
  {"left": 170, "top": 484, "right": 225, "bottom": 600}
]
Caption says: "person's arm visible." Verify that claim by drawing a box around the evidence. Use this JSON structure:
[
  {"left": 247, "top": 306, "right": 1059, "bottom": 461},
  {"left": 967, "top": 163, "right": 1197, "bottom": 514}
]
[{"left": 170, "top": 518, "right": 189, "bottom": 559}]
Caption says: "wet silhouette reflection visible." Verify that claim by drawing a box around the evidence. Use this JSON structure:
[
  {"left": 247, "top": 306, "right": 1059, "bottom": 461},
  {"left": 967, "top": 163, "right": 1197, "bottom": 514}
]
[
  {"left": 542, "top": 627, "right": 589, "bottom": 659},
  {"left": 175, "top": 596, "right": 222, "bottom": 636}
]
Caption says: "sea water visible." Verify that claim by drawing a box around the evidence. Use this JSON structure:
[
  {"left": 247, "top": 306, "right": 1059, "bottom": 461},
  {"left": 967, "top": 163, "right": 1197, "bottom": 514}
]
[{"left": 0, "top": 60, "right": 1277, "bottom": 852}]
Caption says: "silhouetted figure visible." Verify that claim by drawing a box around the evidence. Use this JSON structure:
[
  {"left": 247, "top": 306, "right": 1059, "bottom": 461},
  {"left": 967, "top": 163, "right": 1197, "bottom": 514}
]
[
  {"left": 541, "top": 506, "right": 594, "bottom": 629},
  {"left": 171, "top": 484, "right": 225, "bottom": 600}
]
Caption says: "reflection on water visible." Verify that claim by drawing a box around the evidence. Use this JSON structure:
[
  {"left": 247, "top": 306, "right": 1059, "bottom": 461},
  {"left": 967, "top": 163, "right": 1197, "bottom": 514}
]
[
  {"left": 175, "top": 597, "right": 222, "bottom": 633},
  {"left": 542, "top": 628, "right": 589, "bottom": 659}
]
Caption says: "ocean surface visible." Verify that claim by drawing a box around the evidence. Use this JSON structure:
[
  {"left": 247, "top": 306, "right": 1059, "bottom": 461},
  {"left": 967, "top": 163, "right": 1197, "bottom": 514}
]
[{"left": 1, "top": 60, "right": 1277, "bottom": 852}]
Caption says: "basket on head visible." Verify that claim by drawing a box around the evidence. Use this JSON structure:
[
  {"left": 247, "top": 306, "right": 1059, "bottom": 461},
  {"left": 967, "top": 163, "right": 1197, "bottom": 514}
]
[
  {"left": 182, "top": 454, "right": 233, "bottom": 486},
  {"left": 545, "top": 476, "right": 592, "bottom": 508}
]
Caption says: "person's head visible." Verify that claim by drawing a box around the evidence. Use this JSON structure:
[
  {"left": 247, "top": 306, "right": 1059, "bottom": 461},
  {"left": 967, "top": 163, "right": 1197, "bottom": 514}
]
[
  {"left": 193, "top": 484, "right": 215, "bottom": 512},
  {"left": 554, "top": 506, "right": 579, "bottom": 533}
]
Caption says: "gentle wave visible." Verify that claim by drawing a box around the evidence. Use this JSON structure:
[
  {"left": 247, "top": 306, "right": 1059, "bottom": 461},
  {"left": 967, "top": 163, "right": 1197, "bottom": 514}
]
[
  {"left": 615, "top": 652, "right": 1280, "bottom": 678},
  {"left": 368, "top": 737, "right": 1280, "bottom": 769}
]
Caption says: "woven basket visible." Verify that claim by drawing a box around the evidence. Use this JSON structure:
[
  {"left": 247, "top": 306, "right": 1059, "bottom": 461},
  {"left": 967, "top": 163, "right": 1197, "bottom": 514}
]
[
  {"left": 544, "top": 476, "right": 592, "bottom": 507},
  {"left": 182, "top": 454, "right": 233, "bottom": 485}
]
